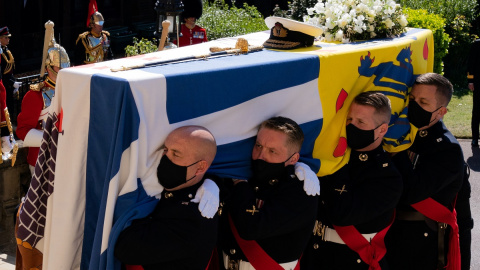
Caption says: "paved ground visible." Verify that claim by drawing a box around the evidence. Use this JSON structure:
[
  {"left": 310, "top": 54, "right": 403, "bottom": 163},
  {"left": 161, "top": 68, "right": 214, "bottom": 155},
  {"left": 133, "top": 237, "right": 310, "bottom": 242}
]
[{"left": 1, "top": 138, "right": 479, "bottom": 270}]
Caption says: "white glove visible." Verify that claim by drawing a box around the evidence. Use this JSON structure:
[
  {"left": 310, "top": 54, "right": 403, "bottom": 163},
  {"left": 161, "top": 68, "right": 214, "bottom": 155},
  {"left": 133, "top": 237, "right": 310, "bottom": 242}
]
[
  {"left": 23, "top": 129, "right": 43, "bottom": 147},
  {"left": 295, "top": 162, "right": 320, "bottom": 196},
  {"left": 1, "top": 136, "right": 13, "bottom": 154},
  {"left": 191, "top": 178, "right": 219, "bottom": 219},
  {"left": 13, "top": 81, "right": 22, "bottom": 88}
]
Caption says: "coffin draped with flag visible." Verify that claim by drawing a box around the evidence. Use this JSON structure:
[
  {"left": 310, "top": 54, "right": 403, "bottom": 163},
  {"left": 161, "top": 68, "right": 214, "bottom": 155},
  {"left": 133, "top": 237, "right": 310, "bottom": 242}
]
[{"left": 16, "top": 28, "right": 433, "bottom": 269}]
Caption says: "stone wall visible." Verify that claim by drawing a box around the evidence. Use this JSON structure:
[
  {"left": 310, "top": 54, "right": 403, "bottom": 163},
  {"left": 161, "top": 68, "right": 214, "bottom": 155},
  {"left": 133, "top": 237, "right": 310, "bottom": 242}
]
[{"left": 0, "top": 148, "right": 31, "bottom": 255}]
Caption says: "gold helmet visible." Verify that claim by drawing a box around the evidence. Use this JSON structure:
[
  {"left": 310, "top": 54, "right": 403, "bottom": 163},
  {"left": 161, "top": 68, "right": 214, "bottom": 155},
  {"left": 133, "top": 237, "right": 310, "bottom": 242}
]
[
  {"left": 90, "top": 11, "right": 105, "bottom": 27},
  {"left": 46, "top": 37, "right": 70, "bottom": 69}
]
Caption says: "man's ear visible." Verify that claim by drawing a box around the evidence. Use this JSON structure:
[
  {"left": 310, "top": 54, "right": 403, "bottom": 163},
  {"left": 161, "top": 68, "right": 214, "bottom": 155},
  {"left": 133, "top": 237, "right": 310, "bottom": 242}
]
[
  {"left": 195, "top": 160, "right": 209, "bottom": 176},
  {"left": 287, "top": 152, "right": 300, "bottom": 166},
  {"left": 439, "top": 106, "right": 448, "bottom": 118},
  {"left": 379, "top": 123, "right": 389, "bottom": 136}
]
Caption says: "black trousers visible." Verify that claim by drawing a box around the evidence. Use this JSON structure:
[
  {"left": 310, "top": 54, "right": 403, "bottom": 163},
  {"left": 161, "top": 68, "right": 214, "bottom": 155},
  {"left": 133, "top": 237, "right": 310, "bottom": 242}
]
[
  {"left": 385, "top": 220, "right": 444, "bottom": 270},
  {"left": 471, "top": 81, "right": 480, "bottom": 141},
  {"left": 301, "top": 239, "right": 389, "bottom": 270}
]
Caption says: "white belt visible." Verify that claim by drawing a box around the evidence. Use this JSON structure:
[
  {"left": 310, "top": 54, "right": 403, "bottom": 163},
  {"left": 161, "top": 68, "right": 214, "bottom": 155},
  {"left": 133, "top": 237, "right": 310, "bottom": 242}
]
[
  {"left": 324, "top": 227, "right": 377, "bottom": 244},
  {"left": 313, "top": 220, "right": 377, "bottom": 244},
  {"left": 223, "top": 251, "right": 298, "bottom": 270}
]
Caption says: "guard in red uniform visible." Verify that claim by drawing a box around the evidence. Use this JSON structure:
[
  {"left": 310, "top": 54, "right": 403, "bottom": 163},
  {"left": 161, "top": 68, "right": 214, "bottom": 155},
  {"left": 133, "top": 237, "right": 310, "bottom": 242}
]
[
  {"left": 177, "top": 0, "right": 208, "bottom": 47},
  {"left": 16, "top": 38, "right": 70, "bottom": 175}
]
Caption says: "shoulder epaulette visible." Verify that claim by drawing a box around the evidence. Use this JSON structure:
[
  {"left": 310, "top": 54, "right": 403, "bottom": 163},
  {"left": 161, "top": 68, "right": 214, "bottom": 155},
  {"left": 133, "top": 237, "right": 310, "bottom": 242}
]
[
  {"left": 30, "top": 82, "right": 45, "bottom": 91},
  {"left": 76, "top": 31, "right": 89, "bottom": 44}
]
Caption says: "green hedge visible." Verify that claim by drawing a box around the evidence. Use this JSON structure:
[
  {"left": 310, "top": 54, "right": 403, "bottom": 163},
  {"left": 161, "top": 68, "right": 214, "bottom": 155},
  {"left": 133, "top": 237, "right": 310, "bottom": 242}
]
[
  {"left": 404, "top": 8, "right": 450, "bottom": 74},
  {"left": 399, "top": 0, "right": 478, "bottom": 86},
  {"left": 197, "top": 0, "right": 268, "bottom": 41},
  {"left": 398, "top": 0, "right": 478, "bottom": 25},
  {"left": 125, "top": 37, "right": 158, "bottom": 57}
]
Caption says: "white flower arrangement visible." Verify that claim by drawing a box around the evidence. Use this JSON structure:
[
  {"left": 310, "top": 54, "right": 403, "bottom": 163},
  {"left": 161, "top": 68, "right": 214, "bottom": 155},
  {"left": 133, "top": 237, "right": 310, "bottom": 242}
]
[{"left": 304, "top": 0, "right": 408, "bottom": 43}]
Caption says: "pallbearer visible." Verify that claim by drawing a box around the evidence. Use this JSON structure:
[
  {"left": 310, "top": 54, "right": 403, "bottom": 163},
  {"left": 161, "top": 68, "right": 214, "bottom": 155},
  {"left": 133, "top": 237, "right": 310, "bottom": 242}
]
[{"left": 301, "top": 92, "right": 402, "bottom": 270}]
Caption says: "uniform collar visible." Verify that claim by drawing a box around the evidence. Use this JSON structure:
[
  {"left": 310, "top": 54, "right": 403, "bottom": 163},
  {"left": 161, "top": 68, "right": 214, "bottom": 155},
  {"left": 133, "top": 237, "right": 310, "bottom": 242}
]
[
  {"left": 249, "top": 164, "right": 296, "bottom": 192},
  {"left": 351, "top": 145, "right": 384, "bottom": 162},
  {"left": 45, "top": 76, "right": 56, "bottom": 89},
  {"left": 90, "top": 30, "right": 102, "bottom": 38},
  {"left": 162, "top": 178, "right": 204, "bottom": 201}
]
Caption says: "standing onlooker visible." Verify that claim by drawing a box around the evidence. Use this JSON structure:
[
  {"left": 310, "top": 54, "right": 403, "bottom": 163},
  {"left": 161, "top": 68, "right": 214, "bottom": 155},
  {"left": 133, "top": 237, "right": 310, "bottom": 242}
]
[
  {"left": 0, "top": 26, "right": 21, "bottom": 116},
  {"left": 468, "top": 38, "right": 480, "bottom": 147}
]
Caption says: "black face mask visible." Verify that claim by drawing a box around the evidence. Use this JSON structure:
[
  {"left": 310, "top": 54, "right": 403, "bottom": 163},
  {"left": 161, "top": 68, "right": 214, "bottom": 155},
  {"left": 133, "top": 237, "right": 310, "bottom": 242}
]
[
  {"left": 251, "top": 153, "right": 295, "bottom": 184},
  {"left": 408, "top": 100, "right": 442, "bottom": 129},
  {"left": 346, "top": 123, "right": 380, "bottom": 150},
  {"left": 157, "top": 155, "right": 200, "bottom": 189}
]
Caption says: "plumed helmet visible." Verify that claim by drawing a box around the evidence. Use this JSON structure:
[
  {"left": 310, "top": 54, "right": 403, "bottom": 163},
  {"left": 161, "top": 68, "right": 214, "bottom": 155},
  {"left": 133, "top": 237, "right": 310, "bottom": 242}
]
[
  {"left": 90, "top": 11, "right": 105, "bottom": 27},
  {"left": 46, "top": 38, "right": 70, "bottom": 69},
  {"left": 181, "top": 0, "right": 203, "bottom": 22}
]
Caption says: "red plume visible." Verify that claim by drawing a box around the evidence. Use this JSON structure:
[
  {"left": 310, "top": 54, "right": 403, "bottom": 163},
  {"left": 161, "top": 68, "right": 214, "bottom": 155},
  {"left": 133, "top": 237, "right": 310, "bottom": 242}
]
[{"left": 87, "top": 0, "right": 98, "bottom": 27}]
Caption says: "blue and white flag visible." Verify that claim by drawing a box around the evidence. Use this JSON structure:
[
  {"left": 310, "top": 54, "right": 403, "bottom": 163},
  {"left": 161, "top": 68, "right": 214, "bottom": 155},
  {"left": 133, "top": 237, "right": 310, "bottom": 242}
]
[{"left": 19, "top": 33, "right": 323, "bottom": 270}]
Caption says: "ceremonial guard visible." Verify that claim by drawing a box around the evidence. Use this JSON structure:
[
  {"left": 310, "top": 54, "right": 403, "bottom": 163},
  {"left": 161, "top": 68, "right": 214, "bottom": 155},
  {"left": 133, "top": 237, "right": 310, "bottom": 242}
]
[
  {"left": 220, "top": 116, "right": 319, "bottom": 270},
  {"left": 16, "top": 23, "right": 70, "bottom": 176},
  {"left": 15, "top": 21, "right": 70, "bottom": 270},
  {"left": 0, "top": 28, "right": 17, "bottom": 164},
  {"left": 468, "top": 39, "right": 480, "bottom": 147},
  {"left": 176, "top": 0, "right": 208, "bottom": 47},
  {"left": 0, "top": 27, "right": 21, "bottom": 114},
  {"left": 74, "top": 11, "right": 112, "bottom": 65},
  {"left": 301, "top": 92, "right": 402, "bottom": 270},
  {"left": 385, "top": 73, "right": 464, "bottom": 270}
]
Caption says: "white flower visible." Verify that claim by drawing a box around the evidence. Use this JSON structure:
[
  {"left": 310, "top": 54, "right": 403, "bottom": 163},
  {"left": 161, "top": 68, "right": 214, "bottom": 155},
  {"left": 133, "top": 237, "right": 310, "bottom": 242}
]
[
  {"left": 304, "top": 0, "right": 407, "bottom": 42},
  {"left": 335, "top": 29, "right": 344, "bottom": 40},
  {"left": 307, "top": 7, "right": 316, "bottom": 16},
  {"left": 354, "top": 24, "right": 364, "bottom": 33},
  {"left": 398, "top": 15, "right": 408, "bottom": 27},
  {"left": 356, "top": 3, "right": 367, "bottom": 13},
  {"left": 356, "top": 15, "right": 365, "bottom": 23},
  {"left": 326, "top": 18, "right": 336, "bottom": 29},
  {"left": 314, "top": 2, "right": 325, "bottom": 13},
  {"left": 338, "top": 18, "right": 349, "bottom": 28},
  {"left": 324, "top": 32, "right": 334, "bottom": 42},
  {"left": 325, "top": 8, "right": 333, "bottom": 18},
  {"left": 349, "top": 9, "right": 357, "bottom": 17},
  {"left": 384, "top": 18, "right": 395, "bottom": 29},
  {"left": 342, "top": 13, "right": 353, "bottom": 23}
]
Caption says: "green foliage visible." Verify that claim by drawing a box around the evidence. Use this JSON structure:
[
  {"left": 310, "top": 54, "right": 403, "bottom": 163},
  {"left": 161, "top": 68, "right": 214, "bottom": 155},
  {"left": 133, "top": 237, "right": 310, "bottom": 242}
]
[
  {"left": 285, "top": 0, "right": 318, "bottom": 21},
  {"left": 404, "top": 8, "right": 450, "bottom": 74},
  {"left": 125, "top": 37, "right": 158, "bottom": 57},
  {"left": 399, "top": 0, "right": 478, "bottom": 85},
  {"left": 443, "top": 16, "right": 475, "bottom": 87},
  {"left": 197, "top": 0, "right": 268, "bottom": 41},
  {"left": 398, "top": 0, "right": 478, "bottom": 24}
]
